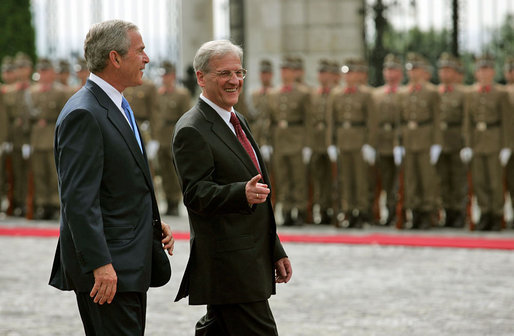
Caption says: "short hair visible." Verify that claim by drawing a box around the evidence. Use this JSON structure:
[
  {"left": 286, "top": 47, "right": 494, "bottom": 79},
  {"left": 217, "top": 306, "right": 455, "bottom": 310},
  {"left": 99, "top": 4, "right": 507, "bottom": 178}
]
[
  {"left": 84, "top": 19, "right": 138, "bottom": 73},
  {"left": 193, "top": 40, "right": 243, "bottom": 73}
]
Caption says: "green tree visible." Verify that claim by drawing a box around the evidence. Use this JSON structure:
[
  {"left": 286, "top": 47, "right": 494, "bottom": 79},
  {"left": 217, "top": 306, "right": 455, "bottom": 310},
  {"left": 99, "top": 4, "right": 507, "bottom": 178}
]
[{"left": 0, "top": 0, "right": 36, "bottom": 64}]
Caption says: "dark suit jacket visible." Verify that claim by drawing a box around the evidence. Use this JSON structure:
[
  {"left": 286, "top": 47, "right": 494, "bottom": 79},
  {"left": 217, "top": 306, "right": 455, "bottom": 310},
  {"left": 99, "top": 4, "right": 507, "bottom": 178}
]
[
  {"left": 49, "top": 79, "right": 162, "bottom": 293},
  {"left": 172, "top": 98, "right": 287, "bottom": 305}
]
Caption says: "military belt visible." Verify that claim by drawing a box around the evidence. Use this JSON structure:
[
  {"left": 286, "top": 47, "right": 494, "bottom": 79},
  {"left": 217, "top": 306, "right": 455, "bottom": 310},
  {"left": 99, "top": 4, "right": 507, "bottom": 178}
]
[
  {"left": 473, "top": 120, "right": 501, "bottom": 131},
  {"left": 439, "top": 121, "right": 461, "bottom": 130},
  {"left": 379, "top": 122, "right": 394, "bottom": 131},
  {"left": 336, "top": 121, "right": 366, "bottom": 129},
  {"left": 275, "top": 120, "right": 303, "bottom": 129},
  {"left": 403, "top": 119, "right": 432, "bottom": 130}
]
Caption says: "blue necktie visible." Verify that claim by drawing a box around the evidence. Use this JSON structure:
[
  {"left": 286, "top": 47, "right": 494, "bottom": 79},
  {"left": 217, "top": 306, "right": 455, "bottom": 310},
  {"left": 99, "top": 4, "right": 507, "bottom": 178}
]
[{"left": 121, "top": 97, "right": 143, "bottom": 152}]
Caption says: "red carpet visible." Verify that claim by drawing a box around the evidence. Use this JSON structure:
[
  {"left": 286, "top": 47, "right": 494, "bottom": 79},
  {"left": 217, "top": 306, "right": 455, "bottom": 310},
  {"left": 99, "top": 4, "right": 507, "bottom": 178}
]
[{"left": 1, "top": 225, "right": 514, "bottom": 250}]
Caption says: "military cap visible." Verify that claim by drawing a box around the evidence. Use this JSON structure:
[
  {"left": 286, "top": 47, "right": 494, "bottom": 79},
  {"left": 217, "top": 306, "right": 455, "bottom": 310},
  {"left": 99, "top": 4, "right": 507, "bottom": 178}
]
[
  {"left": 1, "top": 56, "right": 15, "bottom": 72},
  {"left": 14, "top": 52, "right": 33, "bottom": 68},
  {"left": 73, "top": 58, "right": 88, "bottom": 72},
  {"left": 474, "top": 54, "right": 495, "bottom": 69},
  {"left": 36, "top": 58, "right": 53, "bottom": 71},
  {"left": 318, "top": 59, "right": 332, "bottom": 72},
  {"left": 341, "top": 58, "right": 368, "bottom": 73},
  {"left": 259, "top": 59, "right": 273, "bottom": 73},
  {"left": 405, "top": 52, "right": 430, "bottom": 71},
  {"left": 383, "top": 53, "right": 402, "bottom": 69},
  {"left": 504, "top": 56, "right": 514, "bottom": 72},
  {"left": 437, "top": 52, "right": 459, "bottom": 70},
  {"left": 56, "top": 59, "right": 70, "bottom": 73},
  {"left": 159, "top": 60, "right": 176, "bottom": 75},
  {"left": 280, "top": 56, "right": 296, "bottom": 69}
]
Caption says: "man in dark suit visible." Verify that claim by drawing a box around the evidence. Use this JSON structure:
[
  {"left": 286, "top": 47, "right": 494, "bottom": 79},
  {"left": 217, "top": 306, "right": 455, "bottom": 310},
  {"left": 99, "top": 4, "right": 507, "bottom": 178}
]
[
  {"left": 172, "top": 40, "right": 293, "bottom": 335},
  {"left": 49, "top": 20, "right": 174, "bottom": 335}
]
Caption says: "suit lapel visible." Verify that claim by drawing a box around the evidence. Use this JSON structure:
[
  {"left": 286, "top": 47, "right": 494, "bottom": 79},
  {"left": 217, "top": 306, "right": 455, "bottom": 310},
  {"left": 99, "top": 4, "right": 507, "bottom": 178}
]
[
  {"left": 85, "top": 80, "right": 154, "bottom": 191},
  {"left": 197, "top": 100, "right": 260, "bottom": 177}
]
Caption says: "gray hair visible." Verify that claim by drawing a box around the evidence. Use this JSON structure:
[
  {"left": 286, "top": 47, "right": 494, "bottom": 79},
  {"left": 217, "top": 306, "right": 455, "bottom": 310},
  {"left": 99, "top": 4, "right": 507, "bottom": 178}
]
[
  {"left": 193, "top": 40, "right": 243, "bottom": 73},
  {"left": 84, "top": 20, "right": 138, "bottom": 73}
]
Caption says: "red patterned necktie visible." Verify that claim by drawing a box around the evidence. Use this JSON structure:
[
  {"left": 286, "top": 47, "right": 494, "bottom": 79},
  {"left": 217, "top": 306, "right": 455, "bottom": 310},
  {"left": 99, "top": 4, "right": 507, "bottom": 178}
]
[{"left": 230, "top": 112, "right": 261, "bottom": 174}]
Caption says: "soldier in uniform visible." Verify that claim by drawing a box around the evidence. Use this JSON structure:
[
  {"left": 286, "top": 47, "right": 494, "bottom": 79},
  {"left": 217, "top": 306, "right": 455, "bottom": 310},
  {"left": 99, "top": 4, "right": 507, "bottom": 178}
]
[
  {"left": 461, "top": 55, "right": 512, "bottom": 231},
  {"left": 154, "top": 61, "right": 191, "bottom": 215},
  {"left": 56, "top": 59, "right": 71, "bottom": 87},
  {"left": 3, "top": 52, "right": 33, "bottom": 216},
  {"left": 309, "top": 59, "right": 335, "bottom": 224},
  {"left": 1, "top": 56, "right": 17, "bottom": 213},
  {"left": 436, "top": 53, "right": 467, "bottom": 228},
  {"left": 329, "top": 60, "right": 341, "bottom": 88},
  {"left": 250, "top": 59, "right": 274, "bottom": 146},
  {"left": 327, "top": 58, "right": 376, "bottom": 228},
  {"left": 370, "top": 54, "right": 403, "bottom": 225},
  {"left": 397, "top": 53, "right": 442, "bottom": 229},
  {"left": 267, "top": 56, "right": 312, "bottom": 225},
  {"left": 30, "top": 58, "right": 68, "bottom": 219}
]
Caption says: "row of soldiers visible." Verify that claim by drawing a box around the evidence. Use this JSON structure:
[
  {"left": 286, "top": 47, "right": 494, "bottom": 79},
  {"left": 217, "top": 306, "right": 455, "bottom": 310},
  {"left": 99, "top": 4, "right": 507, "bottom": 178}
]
[
  {"left": 0, "top": 52, "right": 191, "bottom": 219},
  {"left": 238, "top": 53, "right": 514, "bottom": 231}
]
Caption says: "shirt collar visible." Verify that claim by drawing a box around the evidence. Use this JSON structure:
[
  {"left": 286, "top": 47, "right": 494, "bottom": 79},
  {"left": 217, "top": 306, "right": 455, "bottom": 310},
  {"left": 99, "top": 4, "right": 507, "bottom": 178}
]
[
  {"left": 89, "top": 73, "right": 124, "bottom": 113},
  {"left": 200, "top": 93, "right": 234, "bottom": 125}
]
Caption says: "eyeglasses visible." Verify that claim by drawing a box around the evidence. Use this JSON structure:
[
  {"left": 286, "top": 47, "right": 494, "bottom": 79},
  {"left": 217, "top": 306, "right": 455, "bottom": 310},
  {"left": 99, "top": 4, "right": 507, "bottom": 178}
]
[{"left": 213, "top": 69, "right": 247, "bottom": 80}]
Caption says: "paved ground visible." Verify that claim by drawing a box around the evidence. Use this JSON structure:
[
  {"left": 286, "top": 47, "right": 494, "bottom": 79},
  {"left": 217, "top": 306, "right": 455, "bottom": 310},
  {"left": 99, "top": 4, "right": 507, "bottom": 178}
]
[{"left": 1, "top": 214, "right": 514, "bottom": 336}]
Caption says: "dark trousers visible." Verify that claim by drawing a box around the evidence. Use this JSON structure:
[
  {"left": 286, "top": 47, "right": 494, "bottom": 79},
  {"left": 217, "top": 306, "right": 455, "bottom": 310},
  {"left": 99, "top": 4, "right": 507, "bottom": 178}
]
[
  {"left": 75, "top": 291, "right": 147, "bottom": 336},
  {"left": 195, "top": 300, "right": 279, "bottom": 336}
]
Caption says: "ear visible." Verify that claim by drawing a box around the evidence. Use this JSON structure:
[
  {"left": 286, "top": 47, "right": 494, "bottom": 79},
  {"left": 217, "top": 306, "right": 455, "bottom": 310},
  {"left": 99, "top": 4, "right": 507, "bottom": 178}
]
[
  {"left": 196, "top": 70, "right": 205, "bottom": 88},
  {"left": 109, "top": 51, "right": 121, "bottom": 69}
]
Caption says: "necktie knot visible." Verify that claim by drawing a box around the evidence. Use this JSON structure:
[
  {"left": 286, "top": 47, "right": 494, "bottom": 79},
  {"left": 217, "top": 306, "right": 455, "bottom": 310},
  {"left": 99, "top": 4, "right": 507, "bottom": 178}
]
[{"left": 229, "top": 112, "right": 240, "bottom": 127}]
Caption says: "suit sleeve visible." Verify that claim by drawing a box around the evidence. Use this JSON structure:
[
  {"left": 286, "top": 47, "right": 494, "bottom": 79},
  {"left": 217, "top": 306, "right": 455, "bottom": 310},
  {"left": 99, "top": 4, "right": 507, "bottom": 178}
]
[
  {"left": 172, "top": 124, "right": 252, "bottom": 216},
  {"left": 56, "top": 108, "right": 111, "bottom": 274}
]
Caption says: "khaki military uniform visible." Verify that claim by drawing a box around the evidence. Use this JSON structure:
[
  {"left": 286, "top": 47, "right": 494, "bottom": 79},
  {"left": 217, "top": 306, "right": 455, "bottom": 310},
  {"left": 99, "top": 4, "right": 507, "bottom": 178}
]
[
  {"left": 463, "top": 85, "right": 511, "bottom": 219},
  {"left": 124, "top": 80, "right": 158, "bottom": 144},
  {"left": 437, "top": 84, "right": 467, "bottom": 223},
  {"left": 267, "top": 83, "right": 311, "bottom": 222},
  {"left": 3, "top": 81, "right": 32, "bottom": 214},
  {"left": 154, "top": 86, "right": 191, "bottom": 210},
  {"left": 398, "top": 83, "right": 442, "bottom": 219},
  {"left": 250, "top": 87, "right": 273, "bottom": 146},
  {"left": 370, "top": 85, "right": 401, "bottom": 222},
  {"left": 327, "top": 85, "right": 375, "bottom": 220},
  {"left": 30, "top": 83, "right": 68, "bottom": 216},
  {"left": 309, "top": 87, "right": 332, "bottom": 221}
]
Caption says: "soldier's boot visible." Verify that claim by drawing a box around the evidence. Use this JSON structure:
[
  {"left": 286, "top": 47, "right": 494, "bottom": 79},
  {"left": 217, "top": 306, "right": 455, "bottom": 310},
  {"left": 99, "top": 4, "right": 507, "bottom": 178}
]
[
  {"left": 418, "top": 210, "right": 433, "bottom": 230},
  {"left": 282, "top": 210, "right": 294, "bottom": 226},
  {"left": 349, "top": 209, "right": 363, "bottom": 229},
  {"left": 444, "top": 208, "right": 454, "bottom": 227},
  {"left": 293, "top": 209, "right": 306, "bottom": 226},
  {"left": 321, "top": 209, "right": 332, "bottom": 225},
  {"left": 410, "top": 209, "right": 422, "bottom": 229},
  {"left": 451, "top": 210, "right": 465, "bottom": 228},
  {"left": 475, "top": 212, "right": 491, "bottom": 231},
  {"left": 385, "top": 205, "right": 396, "bottom": 226},
  {"left": 489, "top": 214, "right": 503, "bottom": 231},
  {"left": 166, "top": 200, "right": 179, "bottom": 216}
]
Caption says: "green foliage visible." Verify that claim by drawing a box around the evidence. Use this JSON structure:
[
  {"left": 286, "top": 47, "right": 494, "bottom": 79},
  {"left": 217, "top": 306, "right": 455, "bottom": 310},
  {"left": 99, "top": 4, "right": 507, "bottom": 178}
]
[
  {"left": 0, "top": 0, "right": 36, "bottom": 65},
  {"left": 483, "top": 14, "right": 514, "bottom": 82}
]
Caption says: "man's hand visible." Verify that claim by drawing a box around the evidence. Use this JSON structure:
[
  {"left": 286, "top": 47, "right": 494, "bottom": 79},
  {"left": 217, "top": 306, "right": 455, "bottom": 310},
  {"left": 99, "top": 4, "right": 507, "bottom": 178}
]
[
  {"left": 161, "top": 221, "right": 175, "bottom": 256},
  {"left": 90, "top": 263, "right": 117, "bottom": 305},
  {"left": 275, "top": 257, "right": 292, "bottom": 283},
  {"left": 245, "top": 174, "right": 270, "bottom": 205}
]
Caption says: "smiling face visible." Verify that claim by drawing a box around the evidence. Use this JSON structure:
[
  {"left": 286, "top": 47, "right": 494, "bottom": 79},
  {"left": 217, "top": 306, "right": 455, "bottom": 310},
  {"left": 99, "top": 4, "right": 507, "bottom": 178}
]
[
  {"left": 197, "top": 52, "right": 243, "bottom": 111},
  {"left": 118, "top": 30, "right": 149, "bottom": 90}
]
